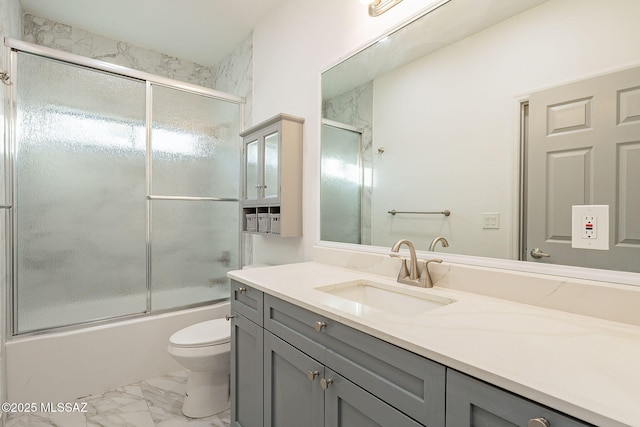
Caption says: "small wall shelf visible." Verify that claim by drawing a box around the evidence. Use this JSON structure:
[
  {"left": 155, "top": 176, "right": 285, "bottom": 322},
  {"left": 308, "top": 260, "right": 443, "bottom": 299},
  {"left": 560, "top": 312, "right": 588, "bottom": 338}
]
[{"left": 240, "top": 113, "right": 304, "bottom": 237}]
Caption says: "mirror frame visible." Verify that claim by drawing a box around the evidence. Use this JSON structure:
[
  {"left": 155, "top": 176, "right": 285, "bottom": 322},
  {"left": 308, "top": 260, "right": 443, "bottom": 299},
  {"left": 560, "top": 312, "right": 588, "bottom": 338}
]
[{"left": 317, "top": 1, "right": 640, "bottom": 287}]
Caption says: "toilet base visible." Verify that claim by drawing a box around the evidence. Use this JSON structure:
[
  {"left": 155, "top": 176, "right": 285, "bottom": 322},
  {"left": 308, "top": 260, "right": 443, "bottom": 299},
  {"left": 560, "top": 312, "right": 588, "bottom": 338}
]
[{"left": 182, "top": 369, "right": 229, "bottom": 418}]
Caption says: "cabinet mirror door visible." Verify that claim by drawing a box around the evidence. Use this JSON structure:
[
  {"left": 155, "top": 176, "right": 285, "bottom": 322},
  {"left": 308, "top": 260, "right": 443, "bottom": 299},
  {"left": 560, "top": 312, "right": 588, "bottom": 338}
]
[
  {"left": 245, "top": 139, "right": 259, "bottom": 202},
  {"left": 263, "top": 131, "right": 280, "bottom": 201}
]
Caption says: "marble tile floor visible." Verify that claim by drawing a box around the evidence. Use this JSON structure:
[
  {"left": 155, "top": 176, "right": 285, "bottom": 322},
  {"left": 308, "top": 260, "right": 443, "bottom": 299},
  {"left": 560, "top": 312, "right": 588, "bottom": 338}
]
[{"left": 5, "top": 370, "right": 230, "bottom": 427}]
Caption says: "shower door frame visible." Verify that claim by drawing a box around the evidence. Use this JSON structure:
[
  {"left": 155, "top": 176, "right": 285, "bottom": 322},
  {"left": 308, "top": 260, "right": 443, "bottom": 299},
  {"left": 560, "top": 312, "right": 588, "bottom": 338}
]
[{"left": 3, "top": 38, "right": 245, "bottom": 337}]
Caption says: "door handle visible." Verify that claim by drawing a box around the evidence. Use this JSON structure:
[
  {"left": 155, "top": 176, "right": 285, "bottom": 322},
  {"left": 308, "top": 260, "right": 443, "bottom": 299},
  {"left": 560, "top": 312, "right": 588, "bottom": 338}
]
[{"left": 530, "top": 248, "right": 551, "bottom": 259}]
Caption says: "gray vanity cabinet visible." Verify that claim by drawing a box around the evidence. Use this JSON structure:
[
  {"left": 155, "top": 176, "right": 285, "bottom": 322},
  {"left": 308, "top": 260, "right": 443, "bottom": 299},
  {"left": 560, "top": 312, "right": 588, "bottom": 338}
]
[
  {"left": 230, "top": 280, "right": 592, "bottom": 427},
  {"left": 262, "top": 293, "right": 445, "bottom": 427},
  {"left": 446, "top": 370, "right": 592, "bottom": 427},
  {"left": 264, "top": 331, "right": 325, "bottom": 427},
  {"left": 230, "top": 284, "right": 264, "bottom": 427},
  {"left": 263, "top": 329, "right": 422, "bottom": 427},
  {"left": 323, "top": 368, "right": 423, "bottom": 427}
]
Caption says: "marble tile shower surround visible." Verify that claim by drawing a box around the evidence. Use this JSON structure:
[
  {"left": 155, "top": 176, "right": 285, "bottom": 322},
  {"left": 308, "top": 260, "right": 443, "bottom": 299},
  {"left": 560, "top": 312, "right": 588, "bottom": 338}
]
[
  {"left": 323, "top": 81, "right": 373, "bottom": 244},
  {"left": 22, "top": 13, "right": 253, "bottom": 129},
  {"left": 6, "top": 370, "right": 231, "bottom": 427}
]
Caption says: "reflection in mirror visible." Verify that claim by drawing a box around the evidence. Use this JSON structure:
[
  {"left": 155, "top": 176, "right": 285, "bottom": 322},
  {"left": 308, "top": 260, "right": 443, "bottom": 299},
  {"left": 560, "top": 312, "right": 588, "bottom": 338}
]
[
  {"left": 320, "top": 120, "right": 366, "bottom": 244},
  {"left": 321, "top": 0, "right": 640, "bottom": 275}
]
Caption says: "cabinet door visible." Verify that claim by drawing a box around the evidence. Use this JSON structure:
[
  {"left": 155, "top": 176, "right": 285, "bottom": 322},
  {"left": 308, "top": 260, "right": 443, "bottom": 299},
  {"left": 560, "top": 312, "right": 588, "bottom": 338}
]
[
  {"left": 231, "top": 313, "right": 264, "bottom": 427},
  {"left": 446, "top": 370, "right": 593, "bottom": 427},
  {"left": 264, "top": 332, "right": 324, "bottom": 427},
  {"left": 243, "top": 137, "right": 260, "bottom": 204},
  {"left": 324, "top": 368, "right": 423, "bottom": 427},
  {"left": 262, "top": 129, "right": 280, "bottom": 202}
]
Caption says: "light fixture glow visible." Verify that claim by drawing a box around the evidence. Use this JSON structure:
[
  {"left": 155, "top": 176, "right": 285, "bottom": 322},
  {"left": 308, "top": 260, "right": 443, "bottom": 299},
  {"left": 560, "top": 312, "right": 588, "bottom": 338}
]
[{"left": 367, "top": 0, "right": 402, "bottom": 16}]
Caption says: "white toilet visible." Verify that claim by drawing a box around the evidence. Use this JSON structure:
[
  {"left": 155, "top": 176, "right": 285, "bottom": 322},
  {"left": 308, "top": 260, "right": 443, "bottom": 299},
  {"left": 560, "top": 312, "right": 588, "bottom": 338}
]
[{"left": 167, "top": 319, "right": 231, "bottom": 418}]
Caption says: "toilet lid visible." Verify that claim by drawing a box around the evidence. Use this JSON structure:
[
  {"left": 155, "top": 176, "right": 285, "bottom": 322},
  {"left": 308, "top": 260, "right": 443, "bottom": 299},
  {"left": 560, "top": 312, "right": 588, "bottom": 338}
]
[{"left": 169, "top": 319, "right": 230, "bottom": 348}]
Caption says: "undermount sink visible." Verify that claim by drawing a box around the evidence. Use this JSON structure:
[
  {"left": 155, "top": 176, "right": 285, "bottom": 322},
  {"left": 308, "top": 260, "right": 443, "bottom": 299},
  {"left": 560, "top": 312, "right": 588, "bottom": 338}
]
[{"left": 316, "top": 280, "right": 454, "bottom": 317}]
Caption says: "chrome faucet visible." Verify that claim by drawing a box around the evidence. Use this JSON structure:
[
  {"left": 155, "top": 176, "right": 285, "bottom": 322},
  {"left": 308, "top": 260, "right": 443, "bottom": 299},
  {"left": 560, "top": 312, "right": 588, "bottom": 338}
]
[
  {"left": 429, "top": 236, "right": 449, "bottom": 252},
  {"left": 390, "top": 239, "right": 419, "bottom": 283}
]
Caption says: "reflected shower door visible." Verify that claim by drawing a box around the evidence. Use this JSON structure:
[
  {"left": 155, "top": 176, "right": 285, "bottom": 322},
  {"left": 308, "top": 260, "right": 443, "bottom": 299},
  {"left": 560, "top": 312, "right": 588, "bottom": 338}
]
[
  {"left": 150, "top": 84, "right": 240, "bottom": 310},
  {"left": 320, "top": 123, "right": 363, "bottom": 244},
  {"left": 14, "top": 52, "right": 148, "bottom": 333}
]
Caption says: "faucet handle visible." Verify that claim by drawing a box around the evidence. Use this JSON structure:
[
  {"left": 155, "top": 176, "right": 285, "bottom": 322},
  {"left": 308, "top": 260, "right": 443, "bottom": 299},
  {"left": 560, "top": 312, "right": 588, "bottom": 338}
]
[
  {"left": 419, "top": 259, "right": 443, "bottom": 287},
  {"left": 394, "top": 257, "right": 410, "bottom": 282}
]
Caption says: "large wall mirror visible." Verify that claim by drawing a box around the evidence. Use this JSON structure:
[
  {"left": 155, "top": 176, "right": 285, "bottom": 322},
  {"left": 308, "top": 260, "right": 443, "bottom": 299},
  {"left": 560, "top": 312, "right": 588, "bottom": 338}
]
[{"left": 320, "top": 0, "right": 640, "bottom": 280}]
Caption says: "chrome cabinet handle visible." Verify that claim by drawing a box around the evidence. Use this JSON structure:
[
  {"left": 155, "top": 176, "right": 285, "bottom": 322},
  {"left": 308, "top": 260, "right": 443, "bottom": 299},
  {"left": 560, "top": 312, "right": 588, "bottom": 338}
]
[
  {"left": 225, "top": 314, "right": 235, "bottom": 321},
  {"left": 307, "top": 371, "right": 319, "bottom": 381},
  {"left": 313, "top": 321, "right": 326, "bottom": 332},
  {"left": 530, "top": 248, "right": 551, "bottom": 259},
  {"left": 320, "top": 378, "right": 333, "bottom": 390},
  {"left": 236, "top": 287, "right": 247, "bottom": 293},
  {"left": 528, "top": 418, "right": 550, "bottom": 427}
]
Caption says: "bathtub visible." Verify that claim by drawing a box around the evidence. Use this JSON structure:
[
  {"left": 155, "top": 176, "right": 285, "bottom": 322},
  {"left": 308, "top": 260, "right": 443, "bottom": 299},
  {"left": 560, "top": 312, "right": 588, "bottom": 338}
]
[{"left": 5, "top": 301, "right": 230, "bottom": 403}]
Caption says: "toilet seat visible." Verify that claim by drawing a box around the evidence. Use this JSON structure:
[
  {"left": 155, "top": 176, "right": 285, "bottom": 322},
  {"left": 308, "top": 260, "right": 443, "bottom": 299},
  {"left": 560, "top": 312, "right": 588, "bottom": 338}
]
[{"left": 169, "top": 319, "right": 230, "bottom": 348}]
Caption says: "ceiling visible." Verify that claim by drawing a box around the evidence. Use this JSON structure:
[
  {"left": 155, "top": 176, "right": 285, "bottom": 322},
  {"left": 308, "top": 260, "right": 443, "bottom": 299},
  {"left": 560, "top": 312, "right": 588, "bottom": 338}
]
[{"left": 19, "top": 0, "right": 286, "bottom": 67}]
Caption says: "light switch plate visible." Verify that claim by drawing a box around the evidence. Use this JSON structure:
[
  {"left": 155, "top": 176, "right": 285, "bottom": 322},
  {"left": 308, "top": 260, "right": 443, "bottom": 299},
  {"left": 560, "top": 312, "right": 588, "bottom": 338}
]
[
  {"left": 571, "top": 205, "right": 609, "bottom": 250},
  {"left": 482, "top": 213, "right": 500, "bottom": 229}
]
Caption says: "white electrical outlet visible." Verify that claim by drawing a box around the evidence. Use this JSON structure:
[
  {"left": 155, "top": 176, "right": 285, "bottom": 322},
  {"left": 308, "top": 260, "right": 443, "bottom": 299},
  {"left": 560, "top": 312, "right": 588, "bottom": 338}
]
[
  {"left": 582, "top": 215, "right": 596, "bottom": 239},
  {"left": 572, "top": 205, "right": 609, "bottom": 250}
]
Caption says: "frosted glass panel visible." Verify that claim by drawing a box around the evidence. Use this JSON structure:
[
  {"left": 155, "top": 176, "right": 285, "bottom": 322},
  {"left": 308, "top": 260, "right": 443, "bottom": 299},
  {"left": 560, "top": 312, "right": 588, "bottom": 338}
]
[
  {"left": 264, "top": 131, "right": 279, "bottom": 200},
  {"left": 321, "top": 125, "right": 362, "bottom": 244},
  {"left": 151, "top": 84, "right": 241, "bottom": 198},
  {"left": 151, "top": 200, "right": 238, "bottom": 310},
  {"left": 15, "top": 52, "right": 147, "bottom": 333},
  {"left": 245, "top": 140, "right": 259, "bottom": 200}
]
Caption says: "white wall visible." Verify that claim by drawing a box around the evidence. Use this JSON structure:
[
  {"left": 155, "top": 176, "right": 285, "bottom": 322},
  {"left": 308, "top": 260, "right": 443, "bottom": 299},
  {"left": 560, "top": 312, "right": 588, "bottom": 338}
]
[
  {"left": 251, "top": 0, "right": 438, "bottom": 265},
  {"left": 371, "top": 0, "right": 640, "bottom": 257},
  {"left": 251, "top": 0, "right": 640, "bottom": 265}
]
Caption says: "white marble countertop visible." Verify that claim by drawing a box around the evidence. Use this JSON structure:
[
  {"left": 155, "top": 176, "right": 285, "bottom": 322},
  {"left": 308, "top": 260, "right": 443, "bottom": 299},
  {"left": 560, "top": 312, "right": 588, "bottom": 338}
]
[{"left": 229, "top": 261, "right": 640, "bottom": 427}]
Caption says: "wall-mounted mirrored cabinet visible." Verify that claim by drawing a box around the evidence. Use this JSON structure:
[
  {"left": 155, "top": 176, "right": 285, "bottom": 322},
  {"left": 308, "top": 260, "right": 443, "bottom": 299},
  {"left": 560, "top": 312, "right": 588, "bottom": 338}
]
[
  {"left": 320, "top": 0, "right": 640, "bottom": 279},
  {"left": 241, "top": 113, "right": 304, "bottom": 237}
]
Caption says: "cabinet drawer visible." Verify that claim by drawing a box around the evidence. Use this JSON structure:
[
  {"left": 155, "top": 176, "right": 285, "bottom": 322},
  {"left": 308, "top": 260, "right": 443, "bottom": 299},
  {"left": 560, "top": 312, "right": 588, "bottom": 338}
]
[
  {"left": 264, "top": 295, "right": 446, "bottom": 427},
  {"left": 446, "top": 370, "right": 593, "bottom": 427},
  {"left": 264, "top": 294, "right": 329, "bottom": 362},
  {"left": 231, "top": 280, "right": 263, "bottom": 326},
  {"left": 325, "top": 319, "right": 445, "bottom": 427}
]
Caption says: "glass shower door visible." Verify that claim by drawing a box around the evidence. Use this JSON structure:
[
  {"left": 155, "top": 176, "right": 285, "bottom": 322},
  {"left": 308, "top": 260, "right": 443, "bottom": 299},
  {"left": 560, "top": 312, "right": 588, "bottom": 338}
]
[
  {"left": 14, "top": 52, "right": 148, "bottom": 333},
  {"left": 320, "top": 123, "right": 363, "bottom": 244},
  {"left": 149, "top": 84, "right": 240, "bottom": 310}
]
